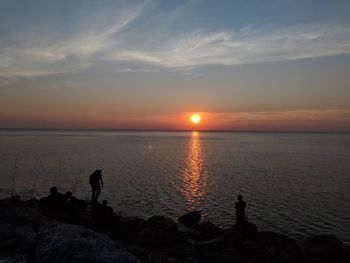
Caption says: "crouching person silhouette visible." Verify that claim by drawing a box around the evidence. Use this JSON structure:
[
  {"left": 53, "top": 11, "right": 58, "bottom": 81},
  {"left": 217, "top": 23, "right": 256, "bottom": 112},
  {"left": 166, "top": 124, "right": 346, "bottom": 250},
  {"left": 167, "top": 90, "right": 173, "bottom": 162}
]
[{"left": 89, "top": 170, "right": 104, "bottom": 202}]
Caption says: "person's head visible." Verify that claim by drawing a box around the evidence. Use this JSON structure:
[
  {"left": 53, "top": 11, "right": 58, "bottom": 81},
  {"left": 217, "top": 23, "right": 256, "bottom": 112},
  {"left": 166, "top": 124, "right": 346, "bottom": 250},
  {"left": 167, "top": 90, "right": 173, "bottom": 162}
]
[
  {"left": 102, "top": 200, "right": 107, "bottom": 206},
  {"left": 65, "top": 191, "right": 72, "bottom": 198},
  {"left": 50, "top": 187, "right": 58, "bottom": 194},
  {"left": 94, "top": 169, "right": 102, "bottom": 175},
  {"left": 238, "top": 195, "right": 243, "bottom": 201}
]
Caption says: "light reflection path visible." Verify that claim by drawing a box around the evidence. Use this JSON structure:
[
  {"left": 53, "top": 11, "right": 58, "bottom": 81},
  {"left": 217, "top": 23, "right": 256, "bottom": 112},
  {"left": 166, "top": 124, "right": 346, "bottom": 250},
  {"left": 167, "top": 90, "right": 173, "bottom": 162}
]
[{"left": 181, "top": 131, "right": 208, "bottom": 211}]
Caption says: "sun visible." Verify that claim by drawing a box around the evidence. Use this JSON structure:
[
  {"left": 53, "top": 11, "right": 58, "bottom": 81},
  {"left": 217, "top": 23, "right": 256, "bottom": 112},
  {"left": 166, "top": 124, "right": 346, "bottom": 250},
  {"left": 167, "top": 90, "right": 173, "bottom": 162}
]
[{"left": 190, "top": 114, "right": 201, "bottom": 124}]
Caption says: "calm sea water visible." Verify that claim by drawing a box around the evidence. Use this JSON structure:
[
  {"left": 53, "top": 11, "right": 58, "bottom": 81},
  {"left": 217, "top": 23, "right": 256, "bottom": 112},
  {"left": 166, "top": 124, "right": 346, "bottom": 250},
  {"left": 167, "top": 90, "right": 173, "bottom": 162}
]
[{"left": 0, "top": 130, "right": 349, "bottom": 242}]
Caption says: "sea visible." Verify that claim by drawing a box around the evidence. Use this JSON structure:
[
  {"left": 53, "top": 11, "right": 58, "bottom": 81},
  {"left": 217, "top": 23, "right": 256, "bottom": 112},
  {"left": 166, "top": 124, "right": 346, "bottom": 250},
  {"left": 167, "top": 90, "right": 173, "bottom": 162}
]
[{"left": 0, "top": 130, "right": 349, "bottom": 243}]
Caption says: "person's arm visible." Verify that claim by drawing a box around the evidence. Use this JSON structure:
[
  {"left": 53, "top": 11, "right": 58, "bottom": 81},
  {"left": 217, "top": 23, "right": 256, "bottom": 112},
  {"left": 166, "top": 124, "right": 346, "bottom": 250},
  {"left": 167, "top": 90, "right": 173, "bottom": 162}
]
[{"left": 100, "top": 176, "right": 104, "bottom": 187}]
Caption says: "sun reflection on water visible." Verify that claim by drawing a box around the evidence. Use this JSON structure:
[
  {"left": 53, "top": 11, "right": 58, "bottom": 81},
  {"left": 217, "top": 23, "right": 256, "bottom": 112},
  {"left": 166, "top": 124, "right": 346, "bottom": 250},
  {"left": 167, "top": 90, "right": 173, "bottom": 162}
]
[{"left": 181, "top": 131, "right": 207, "bottom": 210}]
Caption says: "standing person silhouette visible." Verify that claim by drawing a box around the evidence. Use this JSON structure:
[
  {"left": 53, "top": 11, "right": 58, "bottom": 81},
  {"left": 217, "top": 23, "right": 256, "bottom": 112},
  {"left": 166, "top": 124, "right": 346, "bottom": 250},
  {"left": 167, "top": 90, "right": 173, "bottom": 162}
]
[
  {"left": 235, "top": 195, "right": 246, "bottom": 226},
  {"left": 89, "top": 170, "right": 104, "bottom": 202}
]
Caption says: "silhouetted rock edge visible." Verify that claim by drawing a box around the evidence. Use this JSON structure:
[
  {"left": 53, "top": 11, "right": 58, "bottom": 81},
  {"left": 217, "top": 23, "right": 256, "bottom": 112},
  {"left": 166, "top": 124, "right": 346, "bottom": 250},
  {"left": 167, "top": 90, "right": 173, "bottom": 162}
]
[{"left": 0, "top": 197, "right": 349, "bottom": 263}]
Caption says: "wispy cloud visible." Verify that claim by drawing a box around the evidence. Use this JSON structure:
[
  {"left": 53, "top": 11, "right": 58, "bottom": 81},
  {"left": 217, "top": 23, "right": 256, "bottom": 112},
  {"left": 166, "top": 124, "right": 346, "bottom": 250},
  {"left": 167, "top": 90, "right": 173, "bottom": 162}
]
[
  {"left": 0, "top": 1, "right": 146, "bottom": 77},
  {"left": 199, "top": 109, "right": 350, "bottom": 131},
  {"left": 114, "top": 23, "right": 350, "bottom": 68},
  {"left": 1, "top": 0, "right": 350, "bottom": 78},
  {"left": 0, "top": 78, "right": 9, "bottom": 86},
  {"left": 47, "top": 80, "right": 80, "bottom": 90}
]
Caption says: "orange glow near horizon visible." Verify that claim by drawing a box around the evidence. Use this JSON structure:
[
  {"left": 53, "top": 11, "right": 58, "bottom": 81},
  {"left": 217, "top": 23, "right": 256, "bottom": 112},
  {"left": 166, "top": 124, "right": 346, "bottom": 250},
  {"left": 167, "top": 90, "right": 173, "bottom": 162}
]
[{"left": 190, "top": 114, "right": 202, "bottom": 124}]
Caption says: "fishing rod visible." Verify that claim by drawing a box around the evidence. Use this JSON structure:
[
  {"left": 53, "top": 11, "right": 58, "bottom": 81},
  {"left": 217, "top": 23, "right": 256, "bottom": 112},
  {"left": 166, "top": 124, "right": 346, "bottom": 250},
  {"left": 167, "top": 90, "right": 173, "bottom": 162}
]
[
  {"left": 11, "top": 156, "right": 18, "bottom": 198},
  {"left": 30, "top": 158, "right": 42, "bottom": 200}
]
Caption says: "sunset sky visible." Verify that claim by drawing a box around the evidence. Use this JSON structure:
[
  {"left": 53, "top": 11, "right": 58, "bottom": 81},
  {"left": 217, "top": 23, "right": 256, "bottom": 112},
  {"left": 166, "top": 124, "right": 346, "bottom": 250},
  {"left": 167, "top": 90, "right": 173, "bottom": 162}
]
[{"left": 1, "top": 0, "right": 350, "bottom": 131}]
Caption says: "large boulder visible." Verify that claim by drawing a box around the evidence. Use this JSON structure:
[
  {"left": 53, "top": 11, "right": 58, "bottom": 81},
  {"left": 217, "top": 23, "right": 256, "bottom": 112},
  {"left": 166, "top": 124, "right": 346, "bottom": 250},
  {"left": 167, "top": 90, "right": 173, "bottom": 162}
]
[
  {"left": 137, "top": 227, "right": 186, "bottom": 249},
  {"left": 255, "top": 231, "right": 301, "bottom": 260},
  {"left": 165, "top": 245, "right": 199, "bottom": 260},
  {"left": 13, "top": 225, "right": 36, "bottom": 254},
  {"left": 67, "top": 206, "right": 91, "bottom": 226},
  {"left": 0, "top": 254, "right": 29, "bottom": 263},
  {"left": 128, "top": 246, "right": 175, "bottom": 263},
  {"left": 236, "top": 241, "right": 256, "bottom": 258},
  {"left": 197, "top": 248, "right": 243, "bottom": 263},
  {"left": 23, "top": 199, "right": 40, "bottom": 210},
  {"left": 36, "top": 222, "right": 140, "bottom": 263},
  {"left": 111, "top": 216, "right": 146, "bottom": 242},
  {"left": 256, "top": 231, "right": 291, "bottom": 250},
  {"left": 0, "top": 221, "right": 17, "bottom": 254},
  {"left": 137, "top": 227, "right": 174, "bottom": 248},
  {"left": 225, "top": 223, "right": 258, "bottom": 246},
  {"left": 147, "top": 216, "right": 177, "bottom": 232},
  {"left": 0, "top": 221, "right": 36, "bottom": 254},
  {"left": 0, "top": 205, "right": 48, "bottom": 230},
  {"left": 194, "top": 221, "right": 222, "bottom": 237},
  {"left": 242, "top": 222, "right": 258, "bottom": 241},
  {"left": 0, "top": 198, "right": 13, "bottom": 208},
  {"left": 302, "top": 235, "right": 343, "bottom": 258},
  {"left": 178, "top": 211, "right": 201, "bottom": 227}
]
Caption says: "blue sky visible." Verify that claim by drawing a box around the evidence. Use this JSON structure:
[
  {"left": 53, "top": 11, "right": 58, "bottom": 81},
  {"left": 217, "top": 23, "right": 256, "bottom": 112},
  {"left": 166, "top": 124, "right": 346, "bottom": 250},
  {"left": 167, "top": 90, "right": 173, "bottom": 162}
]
[{"left": 1, "top": 0, "right": 350, "bottom": 130}]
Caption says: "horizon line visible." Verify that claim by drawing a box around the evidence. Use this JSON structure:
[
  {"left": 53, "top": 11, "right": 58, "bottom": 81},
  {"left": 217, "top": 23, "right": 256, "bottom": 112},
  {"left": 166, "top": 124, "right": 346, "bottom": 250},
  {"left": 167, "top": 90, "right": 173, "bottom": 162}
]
[{"left": 0, "top": 128, "right": 349, "bottom": 134}]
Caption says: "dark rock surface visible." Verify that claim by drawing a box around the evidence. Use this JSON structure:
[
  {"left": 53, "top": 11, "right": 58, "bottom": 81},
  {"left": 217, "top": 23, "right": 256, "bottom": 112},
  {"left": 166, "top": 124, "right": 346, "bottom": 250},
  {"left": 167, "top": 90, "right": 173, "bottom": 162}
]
[
  {"left": 194, "top": 221, "right": 222, "bottom": 237},
  {"left": 1, "top": 197, "right": 349, "bottom": 263},
  {"left": 137, "top": 227, "right": 179, "bottom": 248},
  {"left": 302, "top": 235, "right": 343, "bottom": 257},
  {"left": 111, "top": 216, "right": 146, "bottom": 242},
  {"left": 255, "top": 231, "right": 301, "bottom": 261},
  {"left": 0, "top": 253, "right": 29, "bottom": 263},
  {"left": 0, "top": 205, "right": 48, "bottom": 230},
  {"left": 147, "top": 216, "right": 178, "bottom": 232},
  {"left": 0, "top": 220, "right": 36, "bottom": 254},
  {"left": 36, "top": 222, "right": 140, "bottom": 263},
  {"left": 178, "top": 211, "right": 201, "bottom": 227}
]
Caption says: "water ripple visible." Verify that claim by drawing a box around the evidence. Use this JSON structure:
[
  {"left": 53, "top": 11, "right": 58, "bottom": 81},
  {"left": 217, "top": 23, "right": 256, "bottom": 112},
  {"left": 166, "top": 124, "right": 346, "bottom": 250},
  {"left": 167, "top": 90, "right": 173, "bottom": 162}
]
[{"left": 0, "top": 131, "right": 350, "bottom": 243}]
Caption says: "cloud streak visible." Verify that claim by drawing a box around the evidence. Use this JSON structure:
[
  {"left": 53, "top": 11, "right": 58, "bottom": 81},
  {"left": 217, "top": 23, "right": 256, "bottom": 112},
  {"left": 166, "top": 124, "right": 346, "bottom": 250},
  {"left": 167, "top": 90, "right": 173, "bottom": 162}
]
[
  {"left": 199, "top": 109, "right": 350, "bottom": 131},
  {"left": 115, "top": 23, "right": 350, "bottom": 68},
  {"left": 2, "top": 108, "right": 349, "bottom": 131},
  {"left": 0, "top": 1, "right": 146, "bottom": 77},
  {"left": 1, "top": 1, "right": 350, "bottom": 77}
]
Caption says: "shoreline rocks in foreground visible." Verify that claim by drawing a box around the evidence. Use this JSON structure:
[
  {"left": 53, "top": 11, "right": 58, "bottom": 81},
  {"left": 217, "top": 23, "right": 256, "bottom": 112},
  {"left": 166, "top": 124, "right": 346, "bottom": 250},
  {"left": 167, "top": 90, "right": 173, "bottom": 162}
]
[{"left": 0, "top": 196, "right": 349, "bottom": 263}]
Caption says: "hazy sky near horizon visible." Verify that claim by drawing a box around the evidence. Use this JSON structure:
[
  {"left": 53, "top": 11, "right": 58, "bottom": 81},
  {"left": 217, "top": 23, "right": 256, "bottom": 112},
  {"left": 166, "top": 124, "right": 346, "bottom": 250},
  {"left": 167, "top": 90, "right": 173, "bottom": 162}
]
[{"left": 1, "top": 0, "right": 350, "bottom": 131}]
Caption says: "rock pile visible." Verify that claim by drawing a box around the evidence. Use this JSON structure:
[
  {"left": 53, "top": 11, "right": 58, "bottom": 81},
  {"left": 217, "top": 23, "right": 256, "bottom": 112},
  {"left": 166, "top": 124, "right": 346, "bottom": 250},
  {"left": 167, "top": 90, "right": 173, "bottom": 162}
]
[{"left": 0, "top": 196, "right": 349, "bottom": 263}]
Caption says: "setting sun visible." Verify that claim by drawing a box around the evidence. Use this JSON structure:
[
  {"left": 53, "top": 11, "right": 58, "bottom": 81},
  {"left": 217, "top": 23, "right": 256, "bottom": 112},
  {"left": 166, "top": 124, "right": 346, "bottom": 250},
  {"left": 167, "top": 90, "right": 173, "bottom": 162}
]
[{"left": 190, "top": 114, "right": 202, "bottom": 124}]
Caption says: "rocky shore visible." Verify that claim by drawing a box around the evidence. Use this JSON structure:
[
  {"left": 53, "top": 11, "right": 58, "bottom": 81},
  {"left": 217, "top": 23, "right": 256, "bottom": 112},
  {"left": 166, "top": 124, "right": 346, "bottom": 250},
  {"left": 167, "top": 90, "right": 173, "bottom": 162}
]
[{"left": 0, "top": 196, "right": 349, "bottom": 263}]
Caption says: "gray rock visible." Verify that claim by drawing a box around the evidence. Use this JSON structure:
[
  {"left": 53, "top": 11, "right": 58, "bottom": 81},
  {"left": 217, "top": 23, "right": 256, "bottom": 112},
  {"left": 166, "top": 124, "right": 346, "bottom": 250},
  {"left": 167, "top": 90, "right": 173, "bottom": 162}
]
[
  {"left": 198, "top": 249, "right": 244, "bottom": 263},
  {"left": 0, "top": 205, "right": 48, "bottom": 230},
  {"left": 302, "top": 257, "right": 327, "bottom": 263},
  {"left": 128, "top": 246, "right": 176, "bottom": 263},
  {"left": 36, "top": 222, "right": 140, "bottom": 263},
  {"left": 111, "top": 216, "right": 146, "bottom": 242},
  {"left": 0, "top": 254, "right": 28, "bottom": 263},
  {"left": 0, "top": 221, "right": 36, "bottom": 254},
  {"left": 147, "top": 216, "right": 177, "bottom": 232},
  {"left": 0, "top": 221, "right": 17, "bottom": 253},
  {"left": 165, "top": 245, "right": 198, "bottom": 260},
  {"left": 185, "top": 257, "right": 201, "bottom": 263},
  {"left": 138, "top": 227, "right": 175, "bottom": 248},
  {"left": 255, "top": 231, "right": 300, "bottom": 260},
  {"left": 12, "top": 225, "right": 36, "bottom": 254},
  {"left": 236, "top": 241, "right": 255, "bottom": 258},
  {"left": 0, "top": 198, "right": 12, "bottom": 208},
  {"left": 194, "top": 221, "right": 221, "bottom": 237},
  {"left": 302, "top": 235, "right": 343, "bottom": 258}
]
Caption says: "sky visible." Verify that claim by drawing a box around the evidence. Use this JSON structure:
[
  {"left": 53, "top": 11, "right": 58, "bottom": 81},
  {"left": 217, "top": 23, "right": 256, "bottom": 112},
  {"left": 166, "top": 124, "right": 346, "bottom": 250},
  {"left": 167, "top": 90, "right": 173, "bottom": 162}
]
[{"left": 0, "top": 0, "right": 350, "bottom": 131}]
